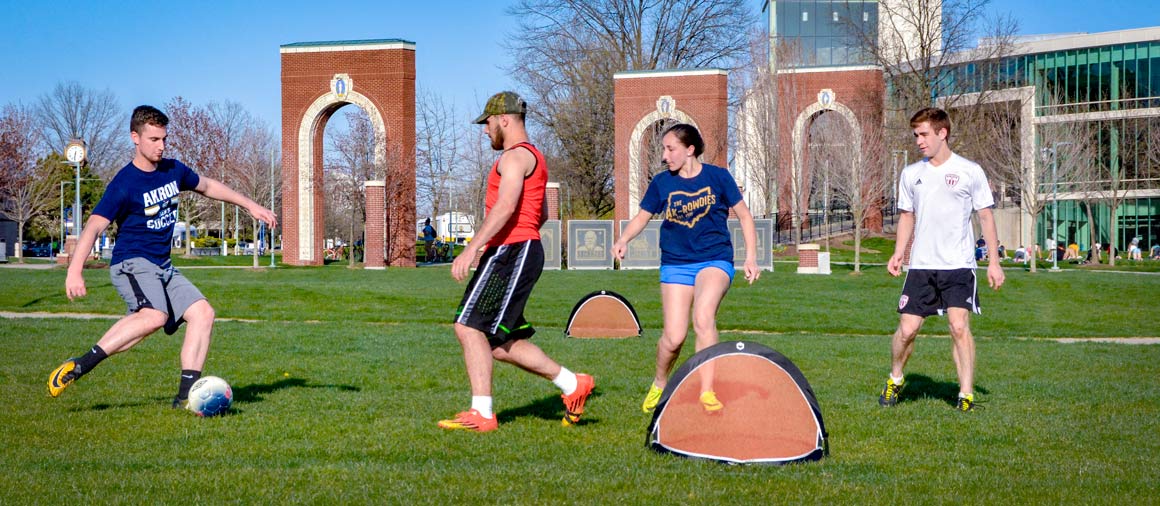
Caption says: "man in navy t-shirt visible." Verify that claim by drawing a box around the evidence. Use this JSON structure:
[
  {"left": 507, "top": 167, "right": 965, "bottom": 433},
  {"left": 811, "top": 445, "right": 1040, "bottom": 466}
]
[{"left": 48, "top": 105, "right": 278, "bottom": 410}]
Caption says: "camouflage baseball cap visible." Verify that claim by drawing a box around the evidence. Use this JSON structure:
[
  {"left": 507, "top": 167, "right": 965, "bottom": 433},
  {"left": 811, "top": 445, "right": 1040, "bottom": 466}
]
[{"left": 473, "top": 91, "right": 526, "bottom": 124}]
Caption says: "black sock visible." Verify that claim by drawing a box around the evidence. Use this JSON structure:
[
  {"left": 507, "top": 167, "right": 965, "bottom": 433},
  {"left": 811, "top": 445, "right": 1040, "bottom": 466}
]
[
  {"left": 177, "top": 370, "right": 202, "bottom": 400},
  {"left": 73, "top": 345, "right": 108, "bottom": 376}
]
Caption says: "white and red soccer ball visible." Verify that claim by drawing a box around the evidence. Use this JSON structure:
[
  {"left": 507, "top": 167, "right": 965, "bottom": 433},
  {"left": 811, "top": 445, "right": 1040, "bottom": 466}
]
[{"left": 187, "top": 376, "right": 233, "bottom": 417}]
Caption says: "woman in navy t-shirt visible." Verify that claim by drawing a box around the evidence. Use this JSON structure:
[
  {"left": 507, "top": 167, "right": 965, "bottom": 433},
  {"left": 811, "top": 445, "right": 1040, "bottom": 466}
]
[{"left": 613, "top": 123, "right": 760, "bottom": 414}]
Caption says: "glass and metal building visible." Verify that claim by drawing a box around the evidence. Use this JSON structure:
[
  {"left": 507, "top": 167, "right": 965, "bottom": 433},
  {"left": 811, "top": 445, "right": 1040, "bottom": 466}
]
[
  {"left": 771, "top": 0, "right": 879, "bottom": 68},
  {"left": 938, "top": 28, "right": 1160, "bottom": 253}
]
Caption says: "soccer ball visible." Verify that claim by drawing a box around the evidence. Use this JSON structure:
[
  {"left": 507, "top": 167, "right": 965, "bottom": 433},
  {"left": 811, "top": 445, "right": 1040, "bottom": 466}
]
[{"left": 186, "top": 376, "right": 233, "bottom": 417}]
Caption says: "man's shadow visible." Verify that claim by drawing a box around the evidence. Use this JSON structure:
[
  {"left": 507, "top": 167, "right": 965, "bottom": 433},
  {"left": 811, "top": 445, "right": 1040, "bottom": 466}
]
[
  {"left": 78, "top": 377, "right": 359, "bottom": 413},
  {"left": 899, "top": 373, "right": 989, "bottom": 407},
  {"left": 231, "top": 377, "right": 359, "bottom": 404},
  {"left": 497, "top": 390, "right": 602, "bottom": 426}
]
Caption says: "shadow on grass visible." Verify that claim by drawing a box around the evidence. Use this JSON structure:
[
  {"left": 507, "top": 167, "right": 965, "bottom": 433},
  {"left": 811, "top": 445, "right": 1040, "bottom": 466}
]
[
  {"left": 497, "top": 390, "right": 603, "bottom": 426},
  {"left": 899, "top": 373, "right": 989, "bottom": 407},
  {"left": 21, "top": 282, "right": 114, "bottom": 308},
  {"left": 74, "top": 400, "right": 159, "bottom": 412},
  {"left": 232, "top": 377, "right": 360, "bottom": 403}
]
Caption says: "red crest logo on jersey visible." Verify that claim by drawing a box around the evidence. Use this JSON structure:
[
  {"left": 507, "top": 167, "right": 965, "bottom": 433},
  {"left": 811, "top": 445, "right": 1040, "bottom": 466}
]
[{"left": 945, "top": 174, "right": 960, "bottom": 187}]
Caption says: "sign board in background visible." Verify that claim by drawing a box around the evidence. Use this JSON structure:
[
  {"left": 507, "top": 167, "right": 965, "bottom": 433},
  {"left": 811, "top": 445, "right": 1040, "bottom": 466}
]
[
  {"left": 618, "top": 220, "right": 661, "bottom": 269},
  {"left": 567, "top": 220, "right": 614, "bottom": 270},
  {"left": 728, "top": 218, "right": 775, "bottom": 271},
  {"left": 541, "top": 220, "right": 561, "bottom": 270}
]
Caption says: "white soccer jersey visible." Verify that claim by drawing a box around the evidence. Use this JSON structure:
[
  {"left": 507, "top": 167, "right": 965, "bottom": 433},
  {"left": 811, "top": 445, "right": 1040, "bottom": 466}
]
[{"left": 897, "top": 153, "right": 994, "bottom": 270}]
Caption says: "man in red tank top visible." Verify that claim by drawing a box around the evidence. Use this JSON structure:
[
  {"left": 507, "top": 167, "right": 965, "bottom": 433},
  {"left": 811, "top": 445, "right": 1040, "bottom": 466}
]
[{"left": 438, "top": 92, "right": 594, "bottom": 432}]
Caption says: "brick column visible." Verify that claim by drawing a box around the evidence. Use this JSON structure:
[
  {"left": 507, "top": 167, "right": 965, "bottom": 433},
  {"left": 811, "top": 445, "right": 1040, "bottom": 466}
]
[
  {"left": 364, "top": 181, "right": 386, "bottom": 270},
  {"left": 56, "top": 235, "right": 78, "bottom": 265},
  {"left": 546, "top": 182, "right": 560, "bottom": 220},
  {"left": 797, "top": 243, "right": 820, "bottom": 274}
]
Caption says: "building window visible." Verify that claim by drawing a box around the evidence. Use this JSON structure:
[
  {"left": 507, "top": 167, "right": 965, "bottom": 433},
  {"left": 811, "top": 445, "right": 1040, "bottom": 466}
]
[{"left": 802, "top": 11, "right": 808, "bottom": 22}]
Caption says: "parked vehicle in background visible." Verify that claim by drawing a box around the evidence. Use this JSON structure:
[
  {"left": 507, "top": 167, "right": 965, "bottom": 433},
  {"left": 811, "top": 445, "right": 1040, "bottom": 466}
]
[{"left": 22, "top": 242, "right": 52, "bottom": 257}]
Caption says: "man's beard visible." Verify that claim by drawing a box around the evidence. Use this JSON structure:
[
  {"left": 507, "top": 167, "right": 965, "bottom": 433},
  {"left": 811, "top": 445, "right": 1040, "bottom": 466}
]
[{"left": 490, "top": 128, "right": 505, "bottom": 151}]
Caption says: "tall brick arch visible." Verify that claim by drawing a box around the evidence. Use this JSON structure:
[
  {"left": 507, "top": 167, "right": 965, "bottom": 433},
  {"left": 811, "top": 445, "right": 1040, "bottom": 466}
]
[
  {"left": 613, "top": 69, "right": 729, "bottom": 225},
  {"left": 776, "top": 69, "right": 885, "bottom": 233},
  {"left": 280, "top": 40, "right": 416, "bottom": 267}
]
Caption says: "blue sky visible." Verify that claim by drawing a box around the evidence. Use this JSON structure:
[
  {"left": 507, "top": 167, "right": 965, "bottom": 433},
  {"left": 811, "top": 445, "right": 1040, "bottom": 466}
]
[{"left": 0, "top": 0, "right": 1157, "bottom": 140}]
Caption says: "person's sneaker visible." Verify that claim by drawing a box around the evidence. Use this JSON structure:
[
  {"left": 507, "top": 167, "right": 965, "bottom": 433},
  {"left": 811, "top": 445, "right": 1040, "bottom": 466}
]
[
  {"left": 561, "top": 373, "right": 594, "bottom": 426},
  {"left": 48, "top": 359, "right": 81, "bottom": 398},
  {"left": 700, "top": 391, "right": 724, "bottom": 413},
  {"left": 878, "top": 377, "right": 904, "bottom": 407},
  {"left": 955, "top": 394, "right": 979, "bottom": 412},
  {"left": 641, "top": 383, "right": 663, "bottom": 413},
  {"left": 438, "top": 409, "right": 498, "bottom": 432},
  {"left": 172, "top": 396, "right": 189, "bottom": 410}
]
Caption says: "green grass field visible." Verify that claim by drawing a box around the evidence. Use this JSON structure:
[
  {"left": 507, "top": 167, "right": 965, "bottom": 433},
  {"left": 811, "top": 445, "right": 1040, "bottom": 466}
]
[{"left": 2, "top": 262, "right": 1158, "bottom": 504}]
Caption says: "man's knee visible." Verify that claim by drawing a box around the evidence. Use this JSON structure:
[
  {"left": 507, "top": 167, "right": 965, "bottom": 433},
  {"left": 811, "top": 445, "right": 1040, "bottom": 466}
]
[
  {"left": 895, "top": 317, "right": 923, "bottom": 342},
  {"left": 948, "top": 320, "right": 971, "bottom": 339},
  {"left": 137, "top": 308, "right": 168, "bottom": 329},
  {"left": 184, "top": 300, "right": 215, "bottom": 324}
]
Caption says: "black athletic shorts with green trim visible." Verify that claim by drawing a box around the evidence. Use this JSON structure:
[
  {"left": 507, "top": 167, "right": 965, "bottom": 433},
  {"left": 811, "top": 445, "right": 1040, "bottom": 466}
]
[
  {"left": 897, "top": 268, "right": 980, "bottom": 317},
  {"left": 455, "top": 239, "right": 544, "bottom": 348}
]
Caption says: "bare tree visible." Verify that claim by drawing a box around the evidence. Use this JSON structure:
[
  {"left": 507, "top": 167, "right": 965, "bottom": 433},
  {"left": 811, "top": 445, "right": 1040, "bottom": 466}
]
[
  {"left": 731, "top": 28, "right": 783, "bottom": 220},
  {"left": 1084, "top": 117, "right": 1151, "bottom": 267},
  {"left": 34, "top": 81, "right": 126, "bottom": 180},
  {"left": 457, "top": 127, "right": 494, "bottom": 236},
  {"left": 326, "top": 108, "right": 374, "bottom": 267},
  {"left": 228, "top": 120, "right": 279, "bottom": 267},
  {"left": 0, "top": 104, "right": 55, "bottom": 262},
  {"left": 164, "top": 97, "right": 226, "bottom": 256},
  {"left": 415, "top": 88, "right": 463, "bottom": 221},
  {"left": 506, "top": 0, "right": 754, "bottom": 217},
  {"left": 206, "top": 100, "right": 258, "bottom": 250},
  {"left": 808, "top": 109, "right": 891, "bottom": 273}
]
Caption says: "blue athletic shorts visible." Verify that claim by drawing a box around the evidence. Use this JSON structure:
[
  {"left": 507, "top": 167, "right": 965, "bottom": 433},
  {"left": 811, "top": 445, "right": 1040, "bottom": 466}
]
[{"left": 659, "top": 260, "right": 735, "bottom": 286}]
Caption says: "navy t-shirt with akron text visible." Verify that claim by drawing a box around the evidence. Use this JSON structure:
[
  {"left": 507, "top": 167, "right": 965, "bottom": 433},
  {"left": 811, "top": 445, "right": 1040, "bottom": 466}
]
[
  {"left": 639, "top": 163, "right": 744, "bottom": 266},
  {"left": 92, "top": 159, "right": 201, "bottom": 267}
]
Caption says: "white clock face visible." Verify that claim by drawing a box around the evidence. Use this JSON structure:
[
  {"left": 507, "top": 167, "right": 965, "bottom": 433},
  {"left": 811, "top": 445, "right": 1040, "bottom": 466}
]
[{"left": 66, "top": 145, "right": 85, "bottom": 163}]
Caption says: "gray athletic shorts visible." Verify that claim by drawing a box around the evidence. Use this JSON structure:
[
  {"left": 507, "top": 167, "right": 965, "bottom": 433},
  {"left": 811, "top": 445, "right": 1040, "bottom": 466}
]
[{"left": 110, "top": 258, "right": 205, "bottom": 335}]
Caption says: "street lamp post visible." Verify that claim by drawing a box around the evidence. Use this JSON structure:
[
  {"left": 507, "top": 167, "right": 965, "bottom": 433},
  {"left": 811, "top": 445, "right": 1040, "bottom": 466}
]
[
  {"left": 270, "top": 148, "right": 276, "bottom": 268},
  {"left": 58, "top": 178, "right": 100, "bottom": 256},
  {"left": 1047, "top": 141, "right": 1073, "bottom": 272}
]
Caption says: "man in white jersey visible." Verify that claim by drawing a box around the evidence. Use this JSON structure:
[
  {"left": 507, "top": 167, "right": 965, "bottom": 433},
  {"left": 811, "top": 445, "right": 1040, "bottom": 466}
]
[{"left": 879, "top": 107, "right": 1005, "bottom": 412}]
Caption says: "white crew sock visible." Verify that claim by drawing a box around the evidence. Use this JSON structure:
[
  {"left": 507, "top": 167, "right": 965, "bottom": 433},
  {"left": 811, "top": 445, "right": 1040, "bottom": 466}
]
[
  {"left": 471, "top": 396, "right": 493, "bottom": 418},
  {"left": 553, "top": 367, "right": 578, "bottom": 395},
  {"left": 891, "top": 374, "right": 904, "bottom": 385}
]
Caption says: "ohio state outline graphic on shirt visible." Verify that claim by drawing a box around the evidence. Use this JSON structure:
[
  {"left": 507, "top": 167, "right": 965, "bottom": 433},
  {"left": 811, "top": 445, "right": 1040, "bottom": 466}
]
[{"left": 664, "top": 187, "right": 718, "bottom": 228}]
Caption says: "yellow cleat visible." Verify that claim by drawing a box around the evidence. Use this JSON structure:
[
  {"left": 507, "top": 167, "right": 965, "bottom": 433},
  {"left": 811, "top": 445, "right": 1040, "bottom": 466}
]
[
  {"left": 700, "top": 391, "right": 724, "bottom": 413},
  {"left": 641, "top": 383, "right": 663, "bottom": 413},
  {"left": 48, "top": 359, "right": 79, "bottom": 398}
]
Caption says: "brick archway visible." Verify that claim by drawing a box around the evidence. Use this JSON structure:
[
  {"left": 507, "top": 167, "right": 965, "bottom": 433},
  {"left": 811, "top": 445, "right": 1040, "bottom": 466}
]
[
  {"left": 776, "top": 68, "right": 885, "bottom": 233},
  {"left": 790, "top": 96, "right": 863, "bottom": 233},
  {"left": 613, "top": 69, "right": 729, "bottom": 226},
  {"left": 280, "top": 40, "right": 416, "bottom": 267}
]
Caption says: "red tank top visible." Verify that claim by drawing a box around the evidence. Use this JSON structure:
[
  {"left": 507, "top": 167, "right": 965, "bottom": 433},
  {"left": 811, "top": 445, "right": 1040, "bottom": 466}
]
[{"left": 485, "top": 142, "right": 547, "bottom": 247}]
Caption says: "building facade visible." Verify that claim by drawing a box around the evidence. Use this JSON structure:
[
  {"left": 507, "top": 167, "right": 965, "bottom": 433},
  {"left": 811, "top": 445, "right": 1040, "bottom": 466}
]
[{"left": 938, "top": 28, "right": 1160, "bottom": 254}]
